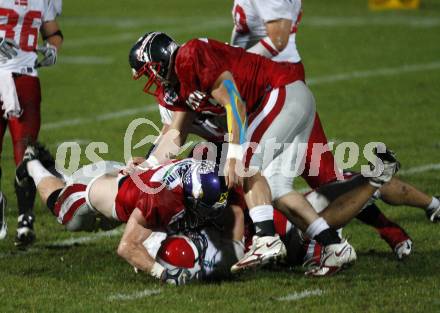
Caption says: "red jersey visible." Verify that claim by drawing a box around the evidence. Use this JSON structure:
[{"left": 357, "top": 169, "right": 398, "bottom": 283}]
[
  {"left": 114, "top": 160, "right": 194, "bottom": 231},
  {"left": 161, "top": 38, "right": 304, "bottom": 115}
]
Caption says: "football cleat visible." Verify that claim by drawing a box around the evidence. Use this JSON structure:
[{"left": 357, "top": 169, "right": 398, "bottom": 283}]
[
  {"left": 16, "top": 142, "right": 55, "bottom": 187},
  {"left": 231, "top": 234, "right": 287, "bottom": 273},
  {"left": 305, "top": 239, "right": 357, "bottom": 277},
  {"left": 15, "top": 213, "right": 36, "bottom": 249},
  {"left": 368, "top": 146, "right": 400, "bottom": 188},
  {"left": 16, "top": 145, "right": 38, "bottom": 187},
  {"left": 426, "top": 197, "right": 440, "bottom": 222},
  {"left": 0, "top": 192, "right": 7, "bottom": 240},
  {"left": 394, "top": 238, "right": 413, "bottom": 260}
]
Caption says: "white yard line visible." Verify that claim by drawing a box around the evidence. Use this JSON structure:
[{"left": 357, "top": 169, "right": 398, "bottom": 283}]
[
  {"left": 398, "top": 163, "right": 440, "bottom": 176},
  {"left": 59, "top": 56, "right": 114, "bottom": 65},
  {"left": 308, "top": 61, "right": 440, "bottom": 86},
  {"left": 61, "top": 16, "right": 440, "bottom": 29},
  {"left": 304, "top": 16, "right": 440, "bottom": 28},
  {"left": 0, "top": 228, "right": 122, "bottom": 258},
  {"left": 41, "top": 105, "right": 155, "bottom": 130},
  {"left": 47, "top": 228, "right": 122, "bottom": 248},
  {"left": 108, "top": 289, "right": 162, "bottom": 301},
  {"left": 65, "top": 19, "right": 230, "bottom": 48},
  {"left": 276, "top": 289, "right": 324, "bottom": 302}
]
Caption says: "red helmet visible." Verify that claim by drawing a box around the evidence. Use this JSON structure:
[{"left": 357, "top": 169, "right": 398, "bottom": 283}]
[{"left": 157, "top": 235, "right": 202, "bottom": 271}]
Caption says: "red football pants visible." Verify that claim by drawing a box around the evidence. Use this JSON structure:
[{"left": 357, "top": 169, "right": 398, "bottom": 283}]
[{"left": 0, "top": 75, "right": 41, "bottom": 165}]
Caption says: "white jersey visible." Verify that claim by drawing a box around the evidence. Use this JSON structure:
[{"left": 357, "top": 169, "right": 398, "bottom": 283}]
[
  {"left": 231, "top": 0, "right": 302, "bottom": 63},
  {"left": 158, "top": 105, "right": 226, "bottom": 143},
  {"left": 0, "top": 0, "right": 58, "bottom": 76}
]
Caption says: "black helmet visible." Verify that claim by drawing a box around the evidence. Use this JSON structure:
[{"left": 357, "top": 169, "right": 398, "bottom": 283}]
[{"left": 129, "top": 32, "right": 179, "bottom": 95}]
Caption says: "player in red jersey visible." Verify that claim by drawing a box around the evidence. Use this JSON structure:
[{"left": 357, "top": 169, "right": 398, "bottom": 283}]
[
  {"left": 128, "top": 32, "right": 405, "bottom": 275},
  {"left": 0, "top": 0, "right": 63, "bottom": 247},
  {"left": 16, "top": 142, "right": 232, "bottom": 283}
]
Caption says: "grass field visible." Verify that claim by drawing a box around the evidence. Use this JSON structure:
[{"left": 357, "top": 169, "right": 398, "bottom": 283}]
[{"left": 1, "top": 0, "right": 440, "bottom": 312}]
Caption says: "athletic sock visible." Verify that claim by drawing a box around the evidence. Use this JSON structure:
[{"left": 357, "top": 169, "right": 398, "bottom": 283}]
[
  {"left": 427, "top": 197, "right": 440, "bottom": 210},
  {"left": 27, "top": 159, "right": 55, "bottom": 186},
  {"left": 15, "top": 179, "right": 36, "bottom": 216},
  {"left": 306, "top": 217, "right": 341, "bottom": 245},
  {"left": 314, "top": 228, "right": 341, "bottom": 245},
  {"left": 357, "top": 203, "right": 410, "bottom": 248},
  {"left": 305, "top": 217, "right": 328, "bottom": 238},
  {"left": 46, "top": 188, "right": 62, "bottom": 215},
  {"left": 249, "top": 205, "right": 275, "bottom": 236}
]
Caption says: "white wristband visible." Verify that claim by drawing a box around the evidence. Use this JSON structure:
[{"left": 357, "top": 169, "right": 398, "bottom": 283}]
[
  {"left": 150, "top": 262, "right": 165, "bottom": 279},
  {"left": 138, "top": 155, "right": 159, "bottom": 170},
  {"left": 227, "top": 143, "right": 243, "bottom": 161}
]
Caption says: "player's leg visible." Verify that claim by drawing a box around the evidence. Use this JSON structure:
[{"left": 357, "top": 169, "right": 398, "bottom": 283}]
[
  {"left": 302, "top": 112, "right": 341, "bottom": 189},
  {"left": 357, "top": 203, "right": 412, "bottom": 260},
  {"left": 9, "top": 75, "right": 41, "bottom": 247},
  {"left": 378, "top": 177, "right": 440, "bottom": 222},
  {"left": 0, "top": 117, "right": 8, "bottom": 239},
  {"left": 233, "top": 82, "right": 346, "bottom": 273}
]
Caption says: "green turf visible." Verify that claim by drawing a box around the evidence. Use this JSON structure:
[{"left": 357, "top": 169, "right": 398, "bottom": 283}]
[{"left": 1, "top": 0, "right": 440, "bottom": 312}]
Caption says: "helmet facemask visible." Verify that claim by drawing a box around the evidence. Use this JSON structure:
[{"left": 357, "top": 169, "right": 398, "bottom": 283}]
[{"left": 132, "top": 61, "right": 165, "bottom": 96}]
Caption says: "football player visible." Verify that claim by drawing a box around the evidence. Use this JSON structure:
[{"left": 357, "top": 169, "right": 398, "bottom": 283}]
[
  {"left": 145, "top": 163, "right": 410, "bottom": 282},
  {"left": 16, "top": 143, "right": 237, "bottom": 283},
  {"left": 128, "top": 32, "right": 406, "bottom": 275},
  {"left": 229, "top": 0, "right": 439, "bottom": 256},
  {"left": 0, "top": 0, "right": 63, "bottom": 247}
]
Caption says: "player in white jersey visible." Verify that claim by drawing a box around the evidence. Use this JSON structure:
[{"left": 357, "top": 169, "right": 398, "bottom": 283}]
[
  {"left": 231, "top": 0, "right": 302, "bottom": 63},
  {"left": 0, "top": 0, "right": 63, "bottom": 247}
]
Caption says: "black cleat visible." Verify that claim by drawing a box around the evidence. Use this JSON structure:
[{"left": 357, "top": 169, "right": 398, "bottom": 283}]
[
  {"left": 15, "top": 213, "right": 36, "bottom": 249},
  {"left": 0, "top": 192, "right": 7, "bottom": 240},
  {"left": 16, "top": 142, "right": 55, "bottom": 187}
]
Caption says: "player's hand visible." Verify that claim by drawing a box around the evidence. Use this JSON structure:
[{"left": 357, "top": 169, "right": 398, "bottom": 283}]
[
  {"left": 160, "top": 267, "right": 194, "bottom": 286},
  {"left": 224, "top": 157, "right": 242, "bottom": 189},
  {"left": 0, "top": 37, "right": 18, "bottom": 60},
  {"left": 123, "top": 157, "right": 147, "bottom": 175},
  {"left": 35, "top": 42, "right": 57, "bottom": 68},
  {"left": 186, "top": 90, "right": 207, "bottom": 110}
]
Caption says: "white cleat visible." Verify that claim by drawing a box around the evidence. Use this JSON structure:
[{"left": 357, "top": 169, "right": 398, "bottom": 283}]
[
  {"left": 306, "top": 239, "right": 357, "bottom": 277},
  {"left": 426, "top": 198, "right": 440, "bottom": 223},
  {"left": 369, "top": 147, "right": 400, "bottom": 188},
  {"left": 394, "top": 239, "right": 412, "bottom": 260},
  {"left": 0, "top": 192, "right": 7, "bottom": 240},
  {"left": 231, "top": 234, "right": 287, "bottom": 273}
]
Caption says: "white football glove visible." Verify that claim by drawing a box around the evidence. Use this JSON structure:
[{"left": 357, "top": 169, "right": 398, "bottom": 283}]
[
  {"left": 0, "top": 37, "right": 19, "bottom": 60},
  {"left": 35, "top": 43, "right": 57, "bottom": 68}
]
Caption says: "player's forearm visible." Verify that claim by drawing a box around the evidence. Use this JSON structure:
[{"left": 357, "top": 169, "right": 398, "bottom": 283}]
[
  {"left": 41, "top": 21, "right": 63, "bottom": 50},
  {"left": 212, "top": 75, "right": 247, "bottom": 146},
  {"left": 150, "top": 126, "right": 187, "bottom": 163},
  {"left": 117, "top": 241, "right": 156, "bottom": 272}
]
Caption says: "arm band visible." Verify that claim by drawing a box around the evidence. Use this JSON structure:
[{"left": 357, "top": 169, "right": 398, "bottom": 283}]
[
  {"left": 42, "top": 30, "right": 64, "bottom": 41},
  {"left": 227, "top": 143, "right": 243, "bottom": 161}
]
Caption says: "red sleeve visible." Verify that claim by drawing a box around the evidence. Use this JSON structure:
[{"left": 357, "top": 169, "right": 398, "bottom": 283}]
[
  {"left": 175, "top": 39, "right": 230, "bottom": 100},
  {"left": 136, "top": 194, "right": 156, "bottom": 227}
]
